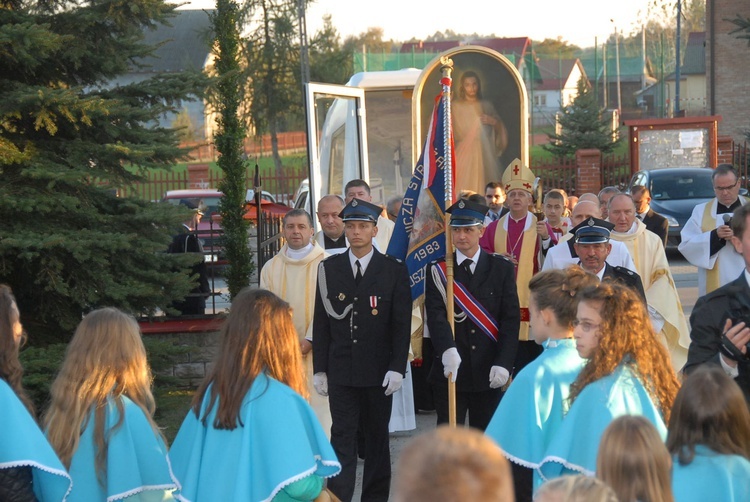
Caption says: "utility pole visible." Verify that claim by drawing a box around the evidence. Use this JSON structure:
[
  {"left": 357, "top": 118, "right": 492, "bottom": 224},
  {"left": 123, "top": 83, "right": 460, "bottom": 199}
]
[
  {"left": 675, "top": 0, "right": 682, "bottom": 116},
  {"left": 611, "top": 20, "right": 622, "bottom": 113},
  {"left": 297, "top": 0, "right": 310, "bottom": 84}
]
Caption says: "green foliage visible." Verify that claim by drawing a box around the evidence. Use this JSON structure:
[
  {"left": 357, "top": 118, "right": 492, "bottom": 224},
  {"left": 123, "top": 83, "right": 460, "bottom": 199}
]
[
  {"left": 172, "top": 108, "right": 197, "bottom": 142},
  {"left": 19, "top": 343, "right": 67, "bottom": 413},
  {"left": 0, "top": 1, "right": 209, "bottom": 340},
  {"left": 728, "top": 13, "right": 750, "bottom": 46},
  {"left": 543, "top": 77, "right": 621, "bottom": 158},
  {"left": 212, "top": 0, "right": 253, "bottom": 299},
  {"left": 309, "top": 14, "right": 350, "bottom": 84},
  {"left": 532, "top": 38, "right": 582, "bottom": 58}
]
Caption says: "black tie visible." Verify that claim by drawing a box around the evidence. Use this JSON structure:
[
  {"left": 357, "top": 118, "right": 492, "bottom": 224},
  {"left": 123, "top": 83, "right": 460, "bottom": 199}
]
[
  {"left": 462, "top": 259, "right": 473, "bottom": 278},
  {"left": 355, "top": 260, "right": 363, "bottom": 285}
]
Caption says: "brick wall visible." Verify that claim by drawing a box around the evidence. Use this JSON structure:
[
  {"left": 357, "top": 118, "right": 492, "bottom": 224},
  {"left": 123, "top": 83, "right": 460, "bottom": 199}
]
[
  {"left": 576, "top": 149, "right": 603, "bottom": 194},
  {"left": 707, "top": 0, "right": 750, "bottom": 142}
]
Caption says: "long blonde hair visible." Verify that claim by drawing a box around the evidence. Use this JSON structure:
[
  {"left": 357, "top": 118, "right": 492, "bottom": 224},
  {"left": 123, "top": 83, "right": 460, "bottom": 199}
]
[
  {"left": 570, "top": 282, "right": 680, "bottom": 422},
  {"left": 597, "top": 415, "right": 674, "bottom": 502},
  {"left": 192, "top": 288, "right": 306, "bottom": 429},
  {"left": 0, "top": 284, "right": 33, "bottom": 414},
  {"left": 44, "top": 308, "right": 159, "bottom": 481}
]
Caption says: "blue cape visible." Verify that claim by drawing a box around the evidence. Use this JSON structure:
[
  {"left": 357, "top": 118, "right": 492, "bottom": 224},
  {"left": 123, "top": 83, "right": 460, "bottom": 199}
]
[
  {"left": 485, "top": 339, "right": 584, "bottom": 488},
  {"left": 671, "top": 445, "right": 750, "bottom": 502},
  {"left": 65, "top": 395, "right": 179, "bottom": 501},
  {"left": 170, "top": 373, "right": 341, "bottom": 502},
  {"left": 0, "top": 380, "right": 71, "bottom": 501},
  {"left": 538, "top": 362, "right": 667, "bottom": 479}
]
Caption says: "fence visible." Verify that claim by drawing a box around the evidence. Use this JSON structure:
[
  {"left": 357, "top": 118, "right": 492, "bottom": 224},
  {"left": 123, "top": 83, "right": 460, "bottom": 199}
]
[
  {"left": 182, "top": 132, "right": 308, "bottom": 162},
  {"left": 118, "top": 168, "right": 307, "bottom": 205},
  {"left": 732, "top": 141, "right": 749, "bottom": 183},
  {"left": 531, "top": 151, "right": 631, "bottom": 195}
]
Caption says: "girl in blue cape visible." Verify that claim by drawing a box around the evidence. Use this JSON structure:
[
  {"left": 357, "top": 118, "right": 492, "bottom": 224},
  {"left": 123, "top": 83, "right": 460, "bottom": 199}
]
[
  {"left": 0, "top": 284, "right": 71, "bottom": 501},
  {"left": 485, "top": 266, "right": 597, "bottom": 501},
  {"left": 538, "top": 282, "right": 680, "bottom": 480},
  {"left": 170, "top": 288, "right": 341, "bottom": 502},
  {"left": 44, "top": 308, "right": 179, "bottom": 501},
  {"left": 667, "top": 365, "right": 750, "bottom": 502}
]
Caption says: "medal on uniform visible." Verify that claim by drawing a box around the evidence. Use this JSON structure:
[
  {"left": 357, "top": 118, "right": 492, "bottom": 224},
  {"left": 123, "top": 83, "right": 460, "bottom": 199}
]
[
  {"left": 338, "top": 293, "right": 346, "bottom": 301},
  {"left": 370, "top": 296, "right": 378, "bottom": 315}
]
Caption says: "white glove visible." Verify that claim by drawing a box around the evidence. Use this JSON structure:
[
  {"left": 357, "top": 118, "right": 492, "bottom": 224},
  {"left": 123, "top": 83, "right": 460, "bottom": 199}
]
[
  {"left": 441, "top": 347, "right": 462, "bottom": 383},
  {"left": 313, "top": 372, "right": 328, "bottom": 396},
  {"left": 382, "top": 371, "right": 403, "bottom": 396},
  {"left": 489, "top": 366, "right": 510, "bottom": 389}
]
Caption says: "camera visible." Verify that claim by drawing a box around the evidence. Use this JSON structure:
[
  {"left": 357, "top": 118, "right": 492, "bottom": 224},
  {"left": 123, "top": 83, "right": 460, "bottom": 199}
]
[{"left": 720, "top": 307, "right": 750, "bottom": 361}]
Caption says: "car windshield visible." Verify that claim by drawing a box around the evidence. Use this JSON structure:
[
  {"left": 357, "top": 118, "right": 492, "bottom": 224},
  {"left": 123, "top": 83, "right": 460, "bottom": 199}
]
[
  {"left": 650, "top": 173, "right": 715, "bottom": 200},
  {"left": 165, "top": 196, "right": 222, "bottom": 220}
]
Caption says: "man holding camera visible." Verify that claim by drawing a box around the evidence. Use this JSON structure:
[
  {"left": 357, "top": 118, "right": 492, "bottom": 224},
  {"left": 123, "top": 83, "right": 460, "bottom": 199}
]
[
  {"left": 685, "top": 203, "right": 750, "bottom": 402},
  {"left": 679, "top": 164, "right": 749, "bottom": 296}
]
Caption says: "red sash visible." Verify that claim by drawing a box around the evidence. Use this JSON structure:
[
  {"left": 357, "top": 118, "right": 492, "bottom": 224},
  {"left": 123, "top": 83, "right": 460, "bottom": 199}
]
[{"left": 435, "top": 262, "right": 499, "bottom": 342}]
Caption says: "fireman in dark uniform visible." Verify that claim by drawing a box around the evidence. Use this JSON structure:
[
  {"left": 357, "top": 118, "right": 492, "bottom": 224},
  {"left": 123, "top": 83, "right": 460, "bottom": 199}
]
[
  {"left": 426, "top": 199, "right": 521, "bottom": 430},
  {"left": 571, "top": 216, "right": 647, "bottom": 302},
  {"left": 312, "top": 198, "right": 411, "bottom": 502}
]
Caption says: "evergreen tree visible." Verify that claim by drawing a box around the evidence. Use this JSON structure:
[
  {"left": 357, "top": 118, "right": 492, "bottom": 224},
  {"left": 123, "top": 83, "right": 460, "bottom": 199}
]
[
  {"left": 0, "top": 0, "right": 206, "bottom": 340},
  {"left": 543, "top": 76, "right": 620, "bottom": 158},
  {"left": 212, "top": 0, "right": 253, "bottom": 298}
]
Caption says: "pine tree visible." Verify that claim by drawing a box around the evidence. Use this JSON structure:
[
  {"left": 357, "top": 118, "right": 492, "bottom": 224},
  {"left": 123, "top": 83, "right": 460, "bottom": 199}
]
[
  {"left": 212, "top": 0, "right": 253, "bottom": 299},
  {"left": 0, "top": 0, "right": 206, "bottom": 340},
  {"left": 543, "top": 76, "right": 621, "bottom": 158}
]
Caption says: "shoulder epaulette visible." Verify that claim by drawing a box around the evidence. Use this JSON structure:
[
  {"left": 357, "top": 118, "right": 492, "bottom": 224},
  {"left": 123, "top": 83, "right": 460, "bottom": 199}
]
[
  {"left": 492, "top": 253, "right": 514, "bottom": 263},
  {"left": 384, "top": 254, "right": 404, "bottom": 264},
  {"left": 614, "top": 266, "right": 635, "bottom": 276}
]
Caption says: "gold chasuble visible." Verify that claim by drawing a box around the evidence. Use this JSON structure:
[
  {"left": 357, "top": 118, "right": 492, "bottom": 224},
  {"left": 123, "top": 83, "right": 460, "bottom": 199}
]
[
  {"left": 493, "top": 213, "right": 538, "bottom": 341},
  {"left": 259, "top": 242, "right": 331, "bottom": 434},
  {"left": 611, "top": 219, "right": 690, "bottom": 370}
]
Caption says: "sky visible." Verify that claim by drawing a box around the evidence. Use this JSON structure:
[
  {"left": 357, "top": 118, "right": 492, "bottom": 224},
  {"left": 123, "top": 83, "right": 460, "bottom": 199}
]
[{"left": 176, "top": 0, "right": 659, "bottom": 48}]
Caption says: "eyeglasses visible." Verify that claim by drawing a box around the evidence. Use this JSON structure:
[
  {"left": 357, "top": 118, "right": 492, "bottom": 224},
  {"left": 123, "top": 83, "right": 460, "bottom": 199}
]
[
  {"left": 713, "top": 181, "right": 739, "bottom": 192},
  {"left": 572, "top": 319, "right": 602, "bottom": 333}
]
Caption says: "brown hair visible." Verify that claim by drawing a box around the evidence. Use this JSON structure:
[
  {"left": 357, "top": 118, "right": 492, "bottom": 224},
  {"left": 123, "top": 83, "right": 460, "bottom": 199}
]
[
  {"left": 666, "top": 365, "right": 750, "bottom": 465},
  {"left": 597, "top": 415, "right": 674, "bottom": 502},
  {"left": 393, "top": 426, "right": 514, "bottom": 502},
  {"left": 44, "top": 308, "right": 160, "bottom": 481},
  {"left": 0, "top": 284, "right": 34, "bottom": 414},
  {"left": 570, "top": 282, "right": 680, "bottom": 422},
  {"left": 192, "top": 288, "right": 306, "bottom": 429},
  {"left": 528, "top": 266, "right": 599, "bottom": 330},
  {"left": 458, "top": 70, "right": 483, "bottom": 100},
  {"left": 536, "top": 475, "right": 618, "bottom": 502},
  {"left": 731, "top": 203, "right": 750, "bottom": 239}
]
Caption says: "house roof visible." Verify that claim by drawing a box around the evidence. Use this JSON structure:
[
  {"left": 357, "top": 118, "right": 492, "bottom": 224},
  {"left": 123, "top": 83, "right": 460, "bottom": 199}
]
[
  {"left": 133, "top": 9, "right": 214, "bottom": 73},
  {"left": 665, "top": 31, "right": 706, "bottom": 80},
  {"left": 400, "top": 37, "right": 532, "bottom": 67},
  {"left": 580, "top": 55, "right": 655, "bottom": 83},
  {"left": 534, "top": 58, "right": 585, "bottom": 91}
]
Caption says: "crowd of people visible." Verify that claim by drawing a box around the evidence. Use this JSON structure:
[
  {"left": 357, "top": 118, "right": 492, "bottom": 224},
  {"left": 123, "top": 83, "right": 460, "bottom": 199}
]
[{"left": 2, "top": 161, "right": 750, "bottom": 501}]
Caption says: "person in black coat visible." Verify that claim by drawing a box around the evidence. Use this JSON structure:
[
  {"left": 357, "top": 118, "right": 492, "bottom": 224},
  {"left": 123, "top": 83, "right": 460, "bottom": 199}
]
[
  {"left": 168, "top": 203, "right": 210, "bottom": 315},
  {"left": 426, "top": 199, "right": 520, "bottom": 431},
  {"left": 632, "top": 186, "right": 669, "bottom": 246},
  {"left": 572, "top": 216, "right": 647, "bottom": 303},
  {"left": 685, "top": 204, "right": 750, "bottom": 403},
  {"left": 312, "top": 198, "right": 411, "bottom": 502}
]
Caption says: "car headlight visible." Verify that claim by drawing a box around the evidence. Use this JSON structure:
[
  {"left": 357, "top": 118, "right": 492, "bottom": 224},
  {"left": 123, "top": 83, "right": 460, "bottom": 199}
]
[{"left": 665, "top": 215, "right": 680, "bottom": 227}]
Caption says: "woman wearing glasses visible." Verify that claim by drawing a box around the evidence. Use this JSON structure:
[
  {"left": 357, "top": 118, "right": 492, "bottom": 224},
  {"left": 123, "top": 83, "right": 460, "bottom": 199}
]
[
  {"left": 538, "top": 281, "right": 680, "bottom": 481},
  {"left": 485, "top": 266, "right": 598, "bottom": 502}
]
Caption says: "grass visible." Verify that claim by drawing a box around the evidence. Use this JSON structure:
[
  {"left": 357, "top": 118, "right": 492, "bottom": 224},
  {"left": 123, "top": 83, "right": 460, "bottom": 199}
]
[
  {"left": 127, "top": 153, "right": 309, "bottom": 177},
  {"left": 154, "top": 388, "right": 195, "bottom": 445}
]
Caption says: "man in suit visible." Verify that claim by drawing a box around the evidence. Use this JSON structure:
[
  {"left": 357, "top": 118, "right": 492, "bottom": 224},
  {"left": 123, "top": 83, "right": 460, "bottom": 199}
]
[
  {"left": 168, "top": 203, "right": 209, "bottom": 315},
  {"left": 631, "top": 185, "right": 669, "bottom": 246},
  {"left": 571, "top": 216, "right": 646, "bottom": 302},
  {"left": 426, "top": 199, "right": 520, "bottom": 430},
  {"left": 686, "top": 203, "right": 750, "bottom": 402},
  {"left": 312, "top": 198, "right": 411, "bottom": 502},
  {"left": 484, "top": 181, "right": 509, "bottom": 224}
]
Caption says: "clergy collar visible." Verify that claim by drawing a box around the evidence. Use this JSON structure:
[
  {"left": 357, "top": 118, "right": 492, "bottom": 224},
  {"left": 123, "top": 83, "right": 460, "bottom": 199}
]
[
  {"left": 323, "top": 233, "right": 346, "bottom": 249},
  {"left": 286, "top": 242, "right": 314, "bottom": 260},
  {"left": 509, "top": 211, "right": 529, "bottom": 223},
  {"left": 717, "top": 198, "right": 742, "bottom": 214}
]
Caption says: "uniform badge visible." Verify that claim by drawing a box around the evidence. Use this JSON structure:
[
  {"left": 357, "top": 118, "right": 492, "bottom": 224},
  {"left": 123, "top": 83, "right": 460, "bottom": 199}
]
[
  {"left": 370, "top": 296, "right": 378, "bottom": 315},
  {"left": 338, "top": 293, "right": 346, "bottom": 301}
]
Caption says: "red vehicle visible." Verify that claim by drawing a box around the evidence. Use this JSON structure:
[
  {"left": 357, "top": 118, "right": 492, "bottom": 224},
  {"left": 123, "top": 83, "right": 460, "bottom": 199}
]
[{"left": 162, "top": 189, "right": 291, "bottom": 263}]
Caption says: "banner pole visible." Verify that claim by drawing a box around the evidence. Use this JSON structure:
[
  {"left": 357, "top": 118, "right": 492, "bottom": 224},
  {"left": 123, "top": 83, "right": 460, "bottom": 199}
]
[{"left": 439, "top": 57, "right": 458, "bottom": 428}]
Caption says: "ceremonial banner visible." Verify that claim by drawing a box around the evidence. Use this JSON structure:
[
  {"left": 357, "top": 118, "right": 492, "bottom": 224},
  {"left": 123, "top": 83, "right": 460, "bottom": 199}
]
[{"left": 387, "top": 93, "right": 454, "bottom": 302}]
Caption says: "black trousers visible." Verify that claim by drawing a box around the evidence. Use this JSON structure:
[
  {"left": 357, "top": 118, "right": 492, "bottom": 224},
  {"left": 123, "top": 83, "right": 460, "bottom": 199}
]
[
  {"left": 327, "top": 384, "right": 393, "bottom": 502},
  {"left": 512, "top": 463, "right": 534, "bottom": 502},
  {"left": 431, "top": 379, "right": 502, "bottom": 431},
  {"left": 411, "top": 337, "right": 435, "bottom": 411}
]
